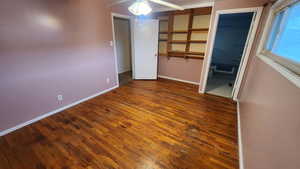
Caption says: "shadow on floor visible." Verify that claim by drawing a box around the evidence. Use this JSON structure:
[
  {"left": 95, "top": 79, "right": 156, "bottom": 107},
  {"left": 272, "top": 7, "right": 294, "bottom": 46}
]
[{"left": 119, "top": 71, "right": 132, "bottom": 86}]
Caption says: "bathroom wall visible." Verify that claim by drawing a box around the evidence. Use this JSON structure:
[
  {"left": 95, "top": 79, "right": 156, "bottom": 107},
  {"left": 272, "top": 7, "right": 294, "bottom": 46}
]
[{"left": 211, "top": 13, "right": 253, "bottom": 68}]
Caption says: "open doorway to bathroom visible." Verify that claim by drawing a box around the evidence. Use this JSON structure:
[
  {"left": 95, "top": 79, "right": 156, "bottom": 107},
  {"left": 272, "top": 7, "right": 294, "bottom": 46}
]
[
  {"left": 113, "top": 16, "right": 133, "bottom": 86},
  {"left": 205, "top": 12, "right": 254, "bottom": 98}
]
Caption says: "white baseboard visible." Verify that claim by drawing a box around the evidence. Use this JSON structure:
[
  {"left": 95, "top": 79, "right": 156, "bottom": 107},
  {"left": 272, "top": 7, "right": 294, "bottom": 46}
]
[
  {"left": 198, "top": 88, "right": 205, "bottom": 94},
  {"left": 0, "top": 85, "right": 119, "bottom": 137},
  {"left": 237, "top": 101, "right": 244, "bottom": 169},
  {"left": 158, "top": 75, "right": 199, "bottom": 85}
]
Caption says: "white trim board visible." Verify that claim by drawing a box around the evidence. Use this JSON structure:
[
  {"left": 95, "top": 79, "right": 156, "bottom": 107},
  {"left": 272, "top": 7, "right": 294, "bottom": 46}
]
[
  {"left": 258, "top": 54, "right": 300, "bottom": 88},
  {"left": 199, "top": 3, "right": 215, "bottom": 94},
  {"left": 199, "top": 7, "right": 263, "bottom": 101},
  {"left": 158, "top": 75, "right": 199, "bottom": 85},
  {"left": 153, "top": 2, "right": 214, "bottom": 12},
  {"left": 237, "top": 101, "right": 245, "bottom": 169},
  {"left": 0, "top": 85, "right": 119, "bottom": 137}
]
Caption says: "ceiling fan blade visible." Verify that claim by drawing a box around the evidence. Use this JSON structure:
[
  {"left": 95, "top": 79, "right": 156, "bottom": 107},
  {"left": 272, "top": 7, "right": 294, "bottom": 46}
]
[
  {"left": 149, "top": 0, "right": 184, "bottom": 10},
  {"left": 109, "top": 0, "right": 132, "bottom": 6}
]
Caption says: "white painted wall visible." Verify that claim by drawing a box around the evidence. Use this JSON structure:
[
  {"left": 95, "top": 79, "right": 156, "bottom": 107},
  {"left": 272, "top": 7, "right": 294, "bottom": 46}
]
[{"left": 114, "top": 18, "right": 132, "bottom": 74}]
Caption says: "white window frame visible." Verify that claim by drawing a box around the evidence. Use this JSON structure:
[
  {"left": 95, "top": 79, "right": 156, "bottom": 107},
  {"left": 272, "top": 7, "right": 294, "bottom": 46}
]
[{"left": 257, "top": 0, "right": 300, "bottom": 88}]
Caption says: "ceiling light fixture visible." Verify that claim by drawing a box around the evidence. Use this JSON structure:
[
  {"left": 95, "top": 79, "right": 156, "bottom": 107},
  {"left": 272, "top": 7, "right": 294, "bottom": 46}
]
[{"left": 128, "top": 0, "right": 152, "bottom": 16}]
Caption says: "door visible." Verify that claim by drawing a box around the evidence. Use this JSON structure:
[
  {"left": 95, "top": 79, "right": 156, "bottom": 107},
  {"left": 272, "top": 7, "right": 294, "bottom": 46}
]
[
  {"left": 231, "top": 12, "right": 256, "bottom": 98},
  {"left": 132, "top": 19, "right": 159, "bottom": 79}
]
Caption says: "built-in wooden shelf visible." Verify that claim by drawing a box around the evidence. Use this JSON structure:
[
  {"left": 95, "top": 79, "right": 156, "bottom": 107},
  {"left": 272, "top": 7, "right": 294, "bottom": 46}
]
[
  {"left": 186, "top": 55, "right": 205, "bottom": 59},
  {"left": 156, "top": 7, "right": 211, "bottom": 60},
  {"left": 159, "top": 31, "right": 168, "bottom": 34},
  {"left": 188, "top": 40, "right": 207, "bottom": 43},
  {"left": 168, "top": 52, "right": 187, "bottom": 58},
  {"left": 169, "top": 40, "right": 207, "bottom": 44},
  {"left": 186, "top": 51, "right": 205, "bottom": 56},
  {"left": 189, "top": 28, "right": 209, "bottom": 32},
  {"left": 171, "top": 30, "right": 188, "bottom": 34},
  {"left": 168, "top": 50, "right": 185, "bottom": 53},
  {"left": 161, "top": 51, "right": 205, "bottom": 59},
  {"left": 168, "top": 51, "right": 204, "bottom": 55},
  {"left": 170, "top": 40, "right": 187, "bottom": 44},
  {"left": 159, "top": 52, "right": 204, "bottom": 59}
]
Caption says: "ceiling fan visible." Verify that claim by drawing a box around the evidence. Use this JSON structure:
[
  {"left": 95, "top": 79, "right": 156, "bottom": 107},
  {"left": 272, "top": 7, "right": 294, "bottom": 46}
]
[{"left": 111, "top": 0, "right": 185, "bottom": 15}]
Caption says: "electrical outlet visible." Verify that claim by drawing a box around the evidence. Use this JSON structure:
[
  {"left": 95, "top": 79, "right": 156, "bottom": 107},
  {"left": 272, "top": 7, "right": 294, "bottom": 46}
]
[
  {"left": 106, "top": 78, "right": 110, "bottom": 84},
  {"left": 57, "top": 95, "right": 63, "bottom": 101}
]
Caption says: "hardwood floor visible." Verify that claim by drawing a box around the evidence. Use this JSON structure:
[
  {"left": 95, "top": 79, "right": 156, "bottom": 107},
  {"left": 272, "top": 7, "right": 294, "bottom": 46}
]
[{"left": 0, "top": 79, "right": 238, "bottom": 169}]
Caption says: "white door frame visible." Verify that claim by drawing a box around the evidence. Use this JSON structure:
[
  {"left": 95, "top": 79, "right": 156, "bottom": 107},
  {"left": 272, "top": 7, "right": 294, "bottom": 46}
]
[
  {"left": 199, "top": 7, "right": 263, "bottom": 100},
  {"left": 111, "top": 13, "right": 135, "bottom": 86}
]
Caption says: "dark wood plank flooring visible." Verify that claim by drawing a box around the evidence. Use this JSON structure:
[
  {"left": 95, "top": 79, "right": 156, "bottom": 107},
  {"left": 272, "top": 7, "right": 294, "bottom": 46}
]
[{"left": 0, "top": 78, "right": 238, "bottom": 169}]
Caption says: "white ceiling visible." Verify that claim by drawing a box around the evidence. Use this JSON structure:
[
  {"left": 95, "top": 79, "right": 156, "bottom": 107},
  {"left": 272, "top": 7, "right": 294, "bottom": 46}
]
[{"left": 110, "top": 0, "right": 214, "bottom": 11}]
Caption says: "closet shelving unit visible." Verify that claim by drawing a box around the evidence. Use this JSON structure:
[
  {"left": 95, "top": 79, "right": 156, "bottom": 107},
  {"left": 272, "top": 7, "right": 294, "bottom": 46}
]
[{"left": 156, "top": 7, "right": 212, "bottom": 59}]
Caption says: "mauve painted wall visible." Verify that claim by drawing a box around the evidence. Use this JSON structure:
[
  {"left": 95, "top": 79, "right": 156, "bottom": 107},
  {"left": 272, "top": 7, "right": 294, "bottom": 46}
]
[
  {"left": 238, "top": 4, "right": 300, "bottom": 169},
  {"left": 0, "top": 0, "right": 117, "bottom": 132},
  {"left": 239, "top": 59, "right": 300, "bottom": 169},
  {"left": 159, "top": 57, "right": 203, "bottom": 83}
]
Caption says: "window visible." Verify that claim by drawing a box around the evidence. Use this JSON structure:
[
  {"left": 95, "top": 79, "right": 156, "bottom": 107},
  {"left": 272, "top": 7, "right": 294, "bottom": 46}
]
[{"left": 261, "top": 0, "right": 300, "bottom": 75}]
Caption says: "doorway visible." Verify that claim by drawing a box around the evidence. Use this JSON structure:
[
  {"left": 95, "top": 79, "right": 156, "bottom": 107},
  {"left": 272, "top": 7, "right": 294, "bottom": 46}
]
[
  {"left": 113, "top": 16, "right": 133, "bottom": 86},
  {"left": 206, "top": 12, "right": 254, "bottom": 97},
  {"left": 201, "top": 7, "right": 262, "bottom": 99}
]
